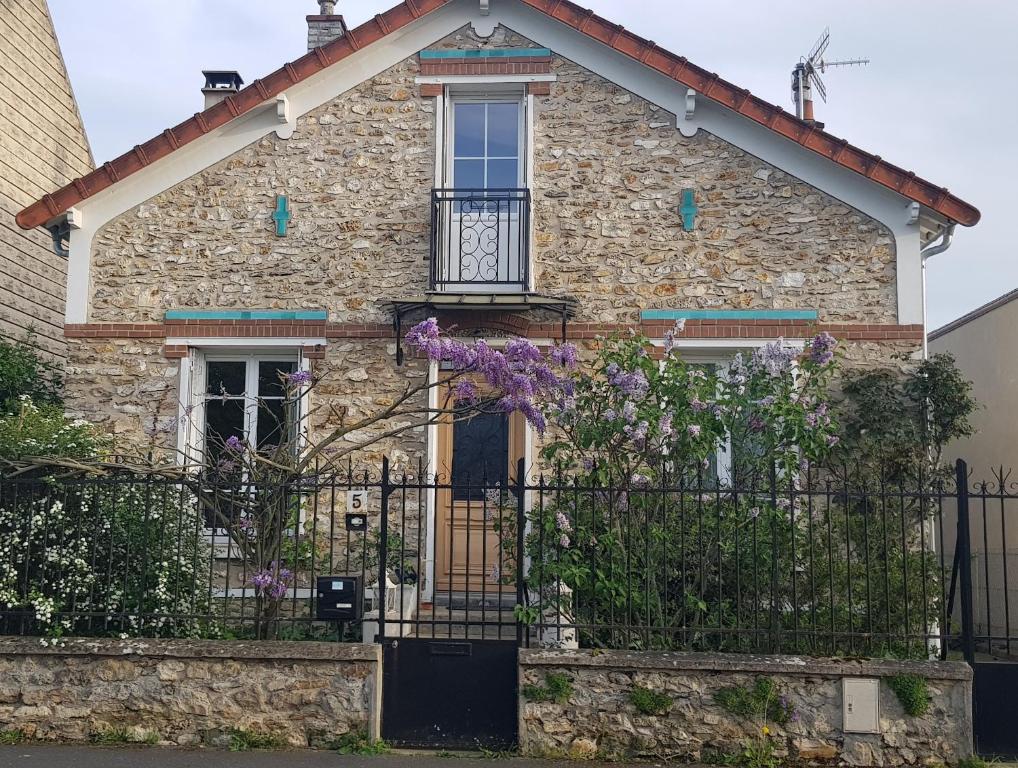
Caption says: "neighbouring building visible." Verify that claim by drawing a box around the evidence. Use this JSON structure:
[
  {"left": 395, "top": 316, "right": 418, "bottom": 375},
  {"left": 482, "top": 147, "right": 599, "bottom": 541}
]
[
  {"left": 930, "top": 289, "right": 1018, "bottom": 645},
  {"left": 17, "top": 0, "right": 979, "bottom": 599},
  {"left": 1, "top": 0, "right": 93, "bottom": 360}
]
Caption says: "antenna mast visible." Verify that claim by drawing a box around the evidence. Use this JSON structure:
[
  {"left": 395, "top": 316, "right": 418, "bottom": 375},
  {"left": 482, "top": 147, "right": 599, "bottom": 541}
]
[{"left": 792, "top": 28, "right": 869, "bottom": 125}]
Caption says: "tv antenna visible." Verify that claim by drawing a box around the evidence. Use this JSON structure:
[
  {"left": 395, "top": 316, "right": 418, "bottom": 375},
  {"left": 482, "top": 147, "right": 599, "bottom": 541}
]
[{"left": 792, "top": 28, "right": 869, "bottom": 124}]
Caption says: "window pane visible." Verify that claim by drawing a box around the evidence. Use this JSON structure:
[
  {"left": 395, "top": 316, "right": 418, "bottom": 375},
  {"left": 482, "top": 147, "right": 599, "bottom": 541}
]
[
  {"left": 451, "top": 409, "right": 509, "bottom": 500},
  {"left": 454, "top": 103, "right": 485, "bottom": 157},
  {"left": 257, "top": 398, "right": 290, "bottom": 451},
  {"left": 487, "top": 159, "right": 519, "bottom": 189},
  {"left": 258, "top": 360, "right": 296, "bottom": 399},
  {"left": 454, "top": 159, "right": 485, "bottom": 189},
  {"left": 206, "top": 361, "right": 246, "bottom": 396},
  {"left": 487, "top": 103, "right": 519, "bottom": 157},
  {"left": 205, "top": 399, "right": 246, "bottom": 460}
]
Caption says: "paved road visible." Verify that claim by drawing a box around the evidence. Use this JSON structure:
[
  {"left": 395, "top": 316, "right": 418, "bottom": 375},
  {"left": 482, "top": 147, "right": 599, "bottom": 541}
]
[{"left": 0, "top": 746, "right": 632, "bottom": 768}]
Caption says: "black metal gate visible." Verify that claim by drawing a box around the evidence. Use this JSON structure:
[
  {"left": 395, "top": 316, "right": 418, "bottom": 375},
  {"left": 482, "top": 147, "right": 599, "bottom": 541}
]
[
  {"left": 382, "top": 639, "right": 519, "bottom": 749},
  {"left": 972, "top": 662, "right": 1018, "bottom": 758},
  {"left": 953, "top": 460, "right": 1018, "bottom": 759},
  {"left": 376, "top": 457, "right": 526, "bottom": 749}
]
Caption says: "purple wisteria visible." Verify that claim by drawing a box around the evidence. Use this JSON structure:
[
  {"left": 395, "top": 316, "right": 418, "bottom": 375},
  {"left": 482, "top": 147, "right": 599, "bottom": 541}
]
[
  {"left": 251, "top": 563, "right": 294, "bottom": 600},
  {"left": 405, "top": 318, "right": 576, "bottom": 435}
]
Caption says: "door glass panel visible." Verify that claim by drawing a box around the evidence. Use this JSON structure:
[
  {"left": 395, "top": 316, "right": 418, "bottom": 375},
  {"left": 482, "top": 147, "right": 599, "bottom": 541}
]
[
  {"left": 451, "top": 409, "right": 509, "bottom": 500},
  {"left": 454, "top": 159, "right": 485, "bottom": 190},
  {"left": 487, "top": 159, "right": 519, "bottom": 190},
  {"left": 206, "top": 361, "right": 246, "bottom": 396},
  {"left": 487, "top": 103, "right": 519, "bottom": 157},
  {"left": 454, "top": 103, "right": 485, "bottom": 157}
]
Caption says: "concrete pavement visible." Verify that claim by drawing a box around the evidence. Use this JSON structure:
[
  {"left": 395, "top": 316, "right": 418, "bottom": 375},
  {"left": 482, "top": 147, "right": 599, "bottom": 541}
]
[{"left": 0, "top": 745, "right": 633, "bottom": 768}]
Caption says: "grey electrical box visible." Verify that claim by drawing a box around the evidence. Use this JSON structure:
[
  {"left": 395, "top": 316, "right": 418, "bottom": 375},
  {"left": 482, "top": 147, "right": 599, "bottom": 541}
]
[{"left": 843, "top": 678, "right": 880, "bottom": 734}]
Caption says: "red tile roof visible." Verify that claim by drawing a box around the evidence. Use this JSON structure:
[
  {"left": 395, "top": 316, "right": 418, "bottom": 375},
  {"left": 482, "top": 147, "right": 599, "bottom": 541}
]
[{"left": 16, "top": 0, "right": 979, "bottom": 230}]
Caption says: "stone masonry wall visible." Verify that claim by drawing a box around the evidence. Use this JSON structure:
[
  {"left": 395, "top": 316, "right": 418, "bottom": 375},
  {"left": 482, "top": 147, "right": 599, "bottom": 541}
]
[
  {"left": 87, "top": 25, "right": 897, "bottom": 328},
  {"left": 0, "top": 637, "right": 380, "bottom": 747},
  {"left": 519, "top": 649, "right": 972, "bottom": 766}
]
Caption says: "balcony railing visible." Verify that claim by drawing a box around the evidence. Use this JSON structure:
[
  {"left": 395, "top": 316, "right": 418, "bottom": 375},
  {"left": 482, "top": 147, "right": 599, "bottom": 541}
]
[{"left": 430, "top": 188, "right": 531, "bottom": 292}]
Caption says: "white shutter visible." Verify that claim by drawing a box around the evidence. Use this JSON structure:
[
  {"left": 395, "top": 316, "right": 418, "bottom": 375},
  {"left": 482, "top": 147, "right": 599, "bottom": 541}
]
[{"left": 185, "top": 349, "right": 207, "bottom": 467}]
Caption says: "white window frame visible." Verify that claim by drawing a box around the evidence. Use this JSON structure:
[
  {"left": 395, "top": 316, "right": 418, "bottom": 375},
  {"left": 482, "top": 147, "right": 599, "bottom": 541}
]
[
  {"left": 446, "top": 94, "right": 526, "bottom": 189},
  {"left": 653, "top": 338, "right": 807, "bottom": 485},
  {"left": 175, "top": 344, "right": 312, "bottom": 538}
]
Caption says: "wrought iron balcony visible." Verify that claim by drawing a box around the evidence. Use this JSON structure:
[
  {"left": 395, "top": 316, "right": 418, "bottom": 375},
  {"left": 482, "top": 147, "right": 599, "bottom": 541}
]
[{"left": 429, "top": 188, "right": 531, "bottom": 292}]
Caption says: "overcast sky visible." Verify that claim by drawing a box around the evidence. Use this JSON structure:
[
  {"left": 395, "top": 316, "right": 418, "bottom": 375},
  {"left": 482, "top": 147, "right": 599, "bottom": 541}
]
[{"left": 49, "top": 0, "right": 1016, "bottom": 329}]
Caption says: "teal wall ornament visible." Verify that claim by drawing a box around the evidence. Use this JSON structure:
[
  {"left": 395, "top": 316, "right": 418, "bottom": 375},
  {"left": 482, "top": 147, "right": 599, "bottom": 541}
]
[
  {"left": 679, "top": 188, "right": 698, "bottom": 232},
  {"left": 272, "top": 194, "right": 292, "bottom": 237}
]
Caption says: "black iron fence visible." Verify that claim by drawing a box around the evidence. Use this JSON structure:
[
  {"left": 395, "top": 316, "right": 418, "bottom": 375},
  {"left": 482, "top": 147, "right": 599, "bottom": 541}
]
[
  {"left": 429, "top": 188, "right": 531, "bottom": 291},
  {"left": 0, "top": 457, "right": 1014, "bottom": 659}
]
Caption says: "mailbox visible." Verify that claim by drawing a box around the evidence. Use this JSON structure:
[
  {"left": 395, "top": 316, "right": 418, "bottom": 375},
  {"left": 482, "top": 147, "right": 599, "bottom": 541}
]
[{"left": 315, "top": 575, "right": 361, "bottom": 622}]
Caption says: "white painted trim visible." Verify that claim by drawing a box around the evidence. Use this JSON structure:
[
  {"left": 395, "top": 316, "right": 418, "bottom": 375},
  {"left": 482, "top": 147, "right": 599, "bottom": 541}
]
[
  {"left": 424, "top": 360, "right": 440, "bottom": 604},
  {"left": 415, "top": 74, "right": 557, "bottom": 84},
  {"left": 175, "top": 352, "right": 193, "bottom": 463},
  {"left": 525, "top": 91, "right": 536, "bottom": 292},
  {"left": 67, "top": 0, "right": 927, "bottom": 327},
  {"left": 165, "top": 337, "right": 326, "bottom": 347}
]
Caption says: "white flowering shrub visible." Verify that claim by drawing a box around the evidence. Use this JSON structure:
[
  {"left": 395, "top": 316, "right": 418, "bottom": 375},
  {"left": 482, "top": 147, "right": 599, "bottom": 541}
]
[
  {"left": 0, "top": 478, "right": 214, "bottom": 639},
  {"left": 0, "top": 396, "right": 108, "bottom": 460}
]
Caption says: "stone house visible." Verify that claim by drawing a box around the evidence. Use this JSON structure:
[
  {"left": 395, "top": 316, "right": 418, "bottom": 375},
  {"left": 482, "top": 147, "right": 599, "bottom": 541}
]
[
  {"left": 2, "top": 0, "right": 93, "bottom": 360},
  {"left": 17, "top": 0, "right": 979, "bottom": 595}
]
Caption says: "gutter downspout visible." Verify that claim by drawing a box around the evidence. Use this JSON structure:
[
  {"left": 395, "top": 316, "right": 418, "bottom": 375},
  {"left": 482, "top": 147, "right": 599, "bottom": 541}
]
[{"left": 920, "top": 223, "right": 957, "bottom": 359}]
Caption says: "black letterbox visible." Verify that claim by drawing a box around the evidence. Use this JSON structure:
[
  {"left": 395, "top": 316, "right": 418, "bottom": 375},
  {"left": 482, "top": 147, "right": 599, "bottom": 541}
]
[{"left": 315, "top": 575, "right": 361, "bottom": 622}]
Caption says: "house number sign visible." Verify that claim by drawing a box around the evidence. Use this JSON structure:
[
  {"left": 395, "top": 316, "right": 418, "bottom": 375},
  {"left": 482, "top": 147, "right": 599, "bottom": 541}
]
[{"left": 346, "top": 489, "right": 369, "bottom": 531}]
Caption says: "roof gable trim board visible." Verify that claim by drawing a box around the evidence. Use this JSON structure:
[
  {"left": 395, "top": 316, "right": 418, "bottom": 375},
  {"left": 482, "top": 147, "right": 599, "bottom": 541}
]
[{"left": 16, "top": 0, "right": 976, "bottom": 232}]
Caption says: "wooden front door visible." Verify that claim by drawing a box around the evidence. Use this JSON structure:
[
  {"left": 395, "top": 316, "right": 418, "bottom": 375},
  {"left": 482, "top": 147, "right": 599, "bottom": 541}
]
[{"left": 435, "top": 397, "right": 525, "bottom": 594}]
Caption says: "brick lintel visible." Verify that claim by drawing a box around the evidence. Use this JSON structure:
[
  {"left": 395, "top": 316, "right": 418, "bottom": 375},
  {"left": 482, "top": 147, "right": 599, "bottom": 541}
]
[{"left": 64, "top": 319, "right": 924, "bottom": 345}]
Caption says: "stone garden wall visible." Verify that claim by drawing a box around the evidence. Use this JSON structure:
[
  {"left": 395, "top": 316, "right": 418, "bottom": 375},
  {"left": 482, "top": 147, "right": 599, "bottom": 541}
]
[
  {"left": 519, "top": 649, "right": 972, "bottom": 766},
  {"left": 0, "top": 637, "right": 381, "bottom": 748}
]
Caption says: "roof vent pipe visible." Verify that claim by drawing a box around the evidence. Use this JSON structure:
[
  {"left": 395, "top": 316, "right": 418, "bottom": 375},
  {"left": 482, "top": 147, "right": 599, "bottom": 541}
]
[{"left": 308, "top": 1, "right": 348, "bottom": 51}]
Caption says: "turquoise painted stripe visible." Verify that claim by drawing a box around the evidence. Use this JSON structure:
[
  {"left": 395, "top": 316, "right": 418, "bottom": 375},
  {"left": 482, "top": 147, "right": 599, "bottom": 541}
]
[
  {"left": 419, "top": 48, "right": 552, "bottom": 59},
  {"left": 165, "top": 310, "right": 328, "bottom": 321},
  {"left": 641, "top": 309, "right": 819, "bottom": 321}
]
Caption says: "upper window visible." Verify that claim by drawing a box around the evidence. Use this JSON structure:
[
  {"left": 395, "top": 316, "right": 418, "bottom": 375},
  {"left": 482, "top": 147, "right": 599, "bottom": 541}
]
[{"left": 451, "top": 100, "right": 522, "bottom": 189}]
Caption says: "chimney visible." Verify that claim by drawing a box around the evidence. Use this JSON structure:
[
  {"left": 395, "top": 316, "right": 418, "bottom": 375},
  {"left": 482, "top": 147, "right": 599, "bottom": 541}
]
[
  {"left": 202, "top": 70, "right": 244, "bottom": 109},
  {"left": 307, "top": 0, "right": 349, "bottom": 51}
]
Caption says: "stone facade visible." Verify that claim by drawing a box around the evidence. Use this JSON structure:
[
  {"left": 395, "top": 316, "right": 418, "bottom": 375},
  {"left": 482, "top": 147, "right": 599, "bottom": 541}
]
[
  {"left": 86, "top": 25, "right": 895, "bottom": 327},
  {"left": 519, "top": 649, "right": 973, "bottom": 766},
  {"left": 1, "top": 0, "right": 93, "bottom": 359},
  {"left": 66, "top": 24, "right": 914, "bottom": 455},
  {"left": 0, "top": 637, "right": 381, "bottom": 747}
]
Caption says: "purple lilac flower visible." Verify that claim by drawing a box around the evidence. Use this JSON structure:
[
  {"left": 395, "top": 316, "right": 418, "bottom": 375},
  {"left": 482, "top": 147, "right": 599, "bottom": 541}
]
[
  {"left": 809, "top": 331, "right": 837, "bottom": 366},
  {"left": 622, "top": 401, "right": 637, "bottom": 424},
  {"left": 690, "top": 397, "right": 707, "bottom": 413},
  {"left": 610, "top": 368, "right": 649, "bottom": 399},
  {"left": 663, "top": 319, "right": 686, "bottom": 353},
  {"left": 225, "top": 435, "right": 244, "bottom": 453},
  {"left": 582, "top": 457, "right": 595, "bottom": 472},
  {"left": 285, "top": 370, "right": 312, "bottom": 387},
  {"left": 752, "top": 339, "right": 798, "bottom": 378},
  {"left": 550, "top": 343, "right": 579, "bottom": 369},
  {"left": 659, "top": 413, "right": 674, "bottom": 438},
  {"left": 631, "top": 473, "right": 651, "bottom": 488},
  {"left": 559, "top": 534, "right": 571, "bottom": 549},
  {"left": 748, "top": 413, "right": 766, "bottom": 433},
  {"left": 687, "top": 424, "right": 702, "bottom": 438},
  {"left": 826, "top": 435, "right": 841, "bottom": 447},
  {"left": 555, "top": 511, "right": 572, "bottom": 533},
  {"left": 604, "top": 408, "right": 617, "bottom": 421}
]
